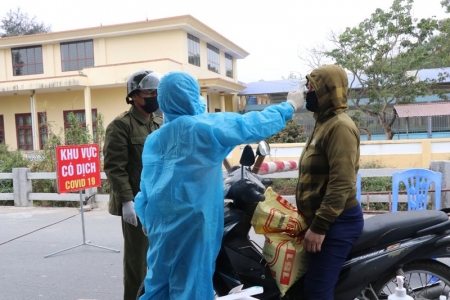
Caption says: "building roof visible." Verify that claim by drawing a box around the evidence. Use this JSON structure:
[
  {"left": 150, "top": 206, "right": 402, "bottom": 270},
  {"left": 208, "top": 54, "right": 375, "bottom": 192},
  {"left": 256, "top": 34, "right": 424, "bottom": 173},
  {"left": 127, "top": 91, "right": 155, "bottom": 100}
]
[
  {"left": 394, "top": 102, "right": 450, "bottom": 117},
  {"left": 238, "top": 79, "right": 301, "bottom": 95},
  {"left": 0, "top": 15, "right": 249, "bottom": 59},
  {"left": 239, "top": 67, "right": 450, "bottom": 95}
]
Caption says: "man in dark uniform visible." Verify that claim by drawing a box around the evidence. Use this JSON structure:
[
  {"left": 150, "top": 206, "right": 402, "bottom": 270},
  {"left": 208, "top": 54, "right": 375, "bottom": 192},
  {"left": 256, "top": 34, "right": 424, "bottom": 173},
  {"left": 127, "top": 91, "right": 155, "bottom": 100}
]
[{"left": 103, "top": 70, "right": 163, "bottom": 300}]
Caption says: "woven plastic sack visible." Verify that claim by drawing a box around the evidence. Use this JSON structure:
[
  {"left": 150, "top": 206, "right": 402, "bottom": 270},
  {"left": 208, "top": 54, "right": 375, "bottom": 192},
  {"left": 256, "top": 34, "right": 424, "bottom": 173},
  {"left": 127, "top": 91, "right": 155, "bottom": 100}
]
[
  {"left": 262, "top": 234, "right": 307, "bottom": 296},
  {"left": 251, "top": 187, "right": 308, "bottom": 237},
  {"left": 250, "top": 187, "right": 308, "bottom": 295}
]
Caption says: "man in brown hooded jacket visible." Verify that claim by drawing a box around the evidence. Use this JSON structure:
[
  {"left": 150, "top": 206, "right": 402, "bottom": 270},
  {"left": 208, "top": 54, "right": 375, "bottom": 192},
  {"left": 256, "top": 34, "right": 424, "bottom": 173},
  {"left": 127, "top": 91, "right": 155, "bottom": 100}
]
[{"left": 295, "top": 64, "right": 364, "bottom": 299}]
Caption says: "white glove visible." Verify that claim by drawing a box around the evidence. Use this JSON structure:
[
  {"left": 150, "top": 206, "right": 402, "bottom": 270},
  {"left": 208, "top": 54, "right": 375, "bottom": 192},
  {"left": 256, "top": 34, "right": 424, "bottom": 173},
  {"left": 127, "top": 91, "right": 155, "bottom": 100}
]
[
  {"left": 286, "top": 79, "right": 307, "bottom": 111},
  {"left": 122, "top": 201, "right": 137, "bottom": 226}
]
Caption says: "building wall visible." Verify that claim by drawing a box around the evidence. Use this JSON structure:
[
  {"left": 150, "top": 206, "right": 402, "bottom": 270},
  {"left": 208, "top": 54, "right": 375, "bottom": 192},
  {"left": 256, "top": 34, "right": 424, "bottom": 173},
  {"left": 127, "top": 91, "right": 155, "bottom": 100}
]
[
  {"left": 103, "top": 31, "right": 185, "bottom": 65},
  {"left": 0, "top": 16, "right": 248, "bottom": 150},
  {"left": 0, "top": 87, "right": 131, "bottom": 148},
  {"left": 226, "top": 139, "right": 450, "bottom": 169}
]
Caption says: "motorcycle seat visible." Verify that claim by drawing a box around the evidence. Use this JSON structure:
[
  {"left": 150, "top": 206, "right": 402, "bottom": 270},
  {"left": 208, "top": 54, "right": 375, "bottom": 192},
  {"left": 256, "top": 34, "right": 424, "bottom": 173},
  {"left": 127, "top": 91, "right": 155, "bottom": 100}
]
[{"left": 349, "top": 210, "right": 449, "bottom": 255}]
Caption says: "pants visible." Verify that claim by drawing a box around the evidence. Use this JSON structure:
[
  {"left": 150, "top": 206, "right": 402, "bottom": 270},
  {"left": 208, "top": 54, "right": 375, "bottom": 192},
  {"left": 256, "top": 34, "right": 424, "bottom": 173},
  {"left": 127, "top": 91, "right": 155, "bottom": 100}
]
[
  {"left": 303, "top": 205, "right": 364, "bottom": 300},
  {"left": 139, "top": 208, "right": 222, "bottom": 300},
  {"left": 122, "top": 217, "right": 149, "bottom": 300}
]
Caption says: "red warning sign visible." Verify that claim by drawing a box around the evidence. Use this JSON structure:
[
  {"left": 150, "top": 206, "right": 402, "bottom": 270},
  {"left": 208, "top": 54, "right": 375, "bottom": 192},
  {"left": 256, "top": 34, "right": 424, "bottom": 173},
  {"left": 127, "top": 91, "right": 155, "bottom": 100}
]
[{"left": 56, "top": 144, "right": 101, "bottom": 193}]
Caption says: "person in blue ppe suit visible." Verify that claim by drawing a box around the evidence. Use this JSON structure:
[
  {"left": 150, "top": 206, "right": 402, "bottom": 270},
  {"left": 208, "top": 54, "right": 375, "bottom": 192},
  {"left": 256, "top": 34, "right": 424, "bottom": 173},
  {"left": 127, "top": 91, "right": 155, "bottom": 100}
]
[{"left": 134, "top": 71, "right": 305, "bottom": 300}]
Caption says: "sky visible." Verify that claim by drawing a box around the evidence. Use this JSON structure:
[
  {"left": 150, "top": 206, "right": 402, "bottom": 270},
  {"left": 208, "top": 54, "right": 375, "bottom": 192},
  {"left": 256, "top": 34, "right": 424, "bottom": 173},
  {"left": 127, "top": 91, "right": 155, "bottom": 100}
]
[{"left": 0, "top": 0, "right": 448, "bottom": 83}]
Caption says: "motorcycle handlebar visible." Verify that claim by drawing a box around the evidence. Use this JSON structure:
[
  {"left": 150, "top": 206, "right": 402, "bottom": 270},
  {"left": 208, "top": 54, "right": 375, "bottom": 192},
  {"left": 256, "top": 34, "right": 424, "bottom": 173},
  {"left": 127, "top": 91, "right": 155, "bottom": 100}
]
[{"left": 243, "top": 186, "right": 265, "bottom": 202}]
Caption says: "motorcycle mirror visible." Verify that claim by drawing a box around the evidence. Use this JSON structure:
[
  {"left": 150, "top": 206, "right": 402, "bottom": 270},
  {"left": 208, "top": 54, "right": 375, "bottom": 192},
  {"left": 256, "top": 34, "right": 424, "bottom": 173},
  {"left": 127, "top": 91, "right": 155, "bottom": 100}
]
[
  {"left": 256, "top": 141, "right": 270, "bottom": 156},
  {"left": 240, "top": 145, "right": 256, "bottom": 167}
]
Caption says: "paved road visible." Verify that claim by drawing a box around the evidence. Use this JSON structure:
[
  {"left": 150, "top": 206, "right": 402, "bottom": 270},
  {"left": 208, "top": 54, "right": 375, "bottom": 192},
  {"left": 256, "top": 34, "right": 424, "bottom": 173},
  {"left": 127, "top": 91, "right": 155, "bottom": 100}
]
[
  {"left": 1, "top": 206, "right": 449, "bottom": 300},
  {"left": 0, "top": 206, "right": 124, "bottom": 300},
  {"left": 0, "top": 207, "right": 282, "bottom": 300}
]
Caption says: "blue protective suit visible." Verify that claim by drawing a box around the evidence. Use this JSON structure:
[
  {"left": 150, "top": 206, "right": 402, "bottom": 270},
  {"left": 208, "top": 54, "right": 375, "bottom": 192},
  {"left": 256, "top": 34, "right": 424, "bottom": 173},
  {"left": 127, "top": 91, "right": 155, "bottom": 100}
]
[{"left": 135, "top": 71, "right": 294, "bottom": 300}]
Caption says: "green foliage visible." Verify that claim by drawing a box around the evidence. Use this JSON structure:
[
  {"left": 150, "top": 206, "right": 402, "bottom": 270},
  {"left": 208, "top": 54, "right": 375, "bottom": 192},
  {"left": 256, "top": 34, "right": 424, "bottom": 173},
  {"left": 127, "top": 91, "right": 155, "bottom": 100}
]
[
  {"left": 348, "top": 110, "right": 373, "bottom": 140},
  {"left": 360, "top": 160, "right": 392, "bottom": 192},
  {"left": 95, "top": 114, "right": 106, "bottom": 163},
  {"left": 64, "top": 112, "right": 92, "bottom": 145},
  {"left": 270, "top": 178, "right": 298, "bottom": 195},
  {"left": 0, "top": 111, "right": 106, "bottom": 206},
  {"left": 0, "top": 112, "right": 107, "bottom": 207},
  {"left": 324, "top": 0, "right": 449, "bottom": 140},
  {"left": 0, "top": 143, "right": 30, "bottom": 172},
  {"left": 266, "top": 120, "right": 307, "bottom": 143},
  {"left": 0, "top": 7, "right": 51, "bottom": 37},
  {"left": 0, "top": 143, "right": 30, "bottom": 196},
  {"left": 409, "top": 1, "right": 450, "bottom": 69}
]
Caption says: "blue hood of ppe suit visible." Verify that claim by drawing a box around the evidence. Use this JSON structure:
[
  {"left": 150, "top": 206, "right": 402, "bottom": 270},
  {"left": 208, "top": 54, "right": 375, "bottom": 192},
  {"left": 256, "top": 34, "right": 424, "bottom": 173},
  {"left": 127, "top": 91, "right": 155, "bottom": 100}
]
[
  {"left": 157, "top": 71, "right": 206, "bottom": 123},
  {"left": 134, "top": 71, "right": 294, "bottom": 299}
]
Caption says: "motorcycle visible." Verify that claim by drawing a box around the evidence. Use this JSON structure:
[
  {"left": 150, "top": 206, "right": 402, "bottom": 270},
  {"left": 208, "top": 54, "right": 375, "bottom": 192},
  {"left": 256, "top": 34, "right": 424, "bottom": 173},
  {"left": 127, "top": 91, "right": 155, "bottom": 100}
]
[{"left": 213, "top": 142, "right": 450, "bottom": 300}]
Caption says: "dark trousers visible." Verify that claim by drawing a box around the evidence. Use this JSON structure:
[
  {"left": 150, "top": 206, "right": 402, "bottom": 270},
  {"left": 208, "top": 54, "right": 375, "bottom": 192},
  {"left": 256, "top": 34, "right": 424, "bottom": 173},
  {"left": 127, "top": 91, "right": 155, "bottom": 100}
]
[
  {"left": 122, "top": 218, "right": 149, "bottom": 300},
  {"left": 303, "top": 205, "right": 364, "bottom": 300}
]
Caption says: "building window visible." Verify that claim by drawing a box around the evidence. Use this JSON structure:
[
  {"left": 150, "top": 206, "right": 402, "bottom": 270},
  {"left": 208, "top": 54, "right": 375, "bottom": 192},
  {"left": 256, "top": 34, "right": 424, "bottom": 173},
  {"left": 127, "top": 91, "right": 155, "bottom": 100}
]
[
  {"left": 207, "top": 43, "right": 220, "bottom": 73},
  {"left": 63, "top": 109, "right": 98, "bottom": 143},
  {"left": 188, "top": 34, "right": 200, "bottom": 67},
  {"left": 15, "top": 114, "right": 33, "bottom": 150},
  {"left": 61, "top": 40, "right": 94, "bottom": 71},
  {"left": 0, "top": 115, "right": 4, "bottom": 144},
  {"left": 225, "top": 53, "right": 233, "bottom": 78},
  {"left": 38, "top": 112, "right": 48, "bottom": 150},
  {"left": 11, "top": 46, "right": 44, "bottom": 76}
]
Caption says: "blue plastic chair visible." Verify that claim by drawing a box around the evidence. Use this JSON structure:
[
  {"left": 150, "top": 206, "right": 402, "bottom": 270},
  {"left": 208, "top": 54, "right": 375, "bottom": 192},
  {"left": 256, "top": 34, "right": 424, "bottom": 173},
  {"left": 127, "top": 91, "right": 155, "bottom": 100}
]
[
  {"left": 391, "top": 168, "right": 442, "bottom": 212},
  {"left": 356, "top": 173, "right": 362, "bottom": 204}
]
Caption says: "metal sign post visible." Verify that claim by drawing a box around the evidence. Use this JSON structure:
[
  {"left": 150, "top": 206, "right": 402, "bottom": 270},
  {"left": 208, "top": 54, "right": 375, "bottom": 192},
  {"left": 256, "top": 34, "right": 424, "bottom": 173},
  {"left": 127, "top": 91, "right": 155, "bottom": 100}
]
[{"left": 45, "top": 144, "right": 119, "bottom": 258}]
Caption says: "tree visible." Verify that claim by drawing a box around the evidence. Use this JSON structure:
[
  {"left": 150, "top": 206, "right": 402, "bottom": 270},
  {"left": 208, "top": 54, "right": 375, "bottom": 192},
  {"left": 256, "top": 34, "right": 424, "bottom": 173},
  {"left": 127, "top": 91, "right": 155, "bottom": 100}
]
[
  {"left": 348, "top": 110, "right": 372, "bottom": 140},
  {"left": 266, "top": 120, "right": 307, "bottom": 143},
  {"left": 0, "top": 7, "right": 51, "bottom": 37},
  {"left": 322, "top": 0, "right": 448, "bottom": 139}
]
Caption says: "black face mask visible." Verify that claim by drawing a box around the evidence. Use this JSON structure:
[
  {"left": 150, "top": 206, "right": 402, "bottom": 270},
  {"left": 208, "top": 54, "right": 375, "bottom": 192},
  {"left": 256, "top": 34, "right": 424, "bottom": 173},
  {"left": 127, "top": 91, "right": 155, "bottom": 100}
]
[
  {"left": 141, "top": 96, "right": 159, "bottom": 113},
  {"left": 305, "top": 91, "right": 319, "bottom": 113}
]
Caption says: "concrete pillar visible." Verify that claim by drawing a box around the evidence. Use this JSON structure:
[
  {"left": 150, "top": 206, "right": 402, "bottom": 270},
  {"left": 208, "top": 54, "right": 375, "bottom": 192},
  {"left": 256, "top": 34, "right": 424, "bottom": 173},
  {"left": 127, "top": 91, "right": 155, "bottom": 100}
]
[
  {"left": 239, "top": 96, "right": 246, "bottom": 111},
  {"left": 219, "top": 92, "right": 225, "bottom": 112},
  {"left": 30, "top": 90, "right": 38, "bottom": 150},
  {"left": 421, "top": 140, "right": 432, "bottom": 168},
  {"left": 12, "top": 168, "right": 33, "bottom": 207},
  {"left": 430, "top": 160, "right": 450, "bottom": 209},
  {"left": 256, "top": 95, "right": 262, "bottom": 105},
  {"left": 84, "top": 86, "right": 93, "bottom": 138},
  {"left": 201, "top": 87, "right": 209, "bottom": 113}
]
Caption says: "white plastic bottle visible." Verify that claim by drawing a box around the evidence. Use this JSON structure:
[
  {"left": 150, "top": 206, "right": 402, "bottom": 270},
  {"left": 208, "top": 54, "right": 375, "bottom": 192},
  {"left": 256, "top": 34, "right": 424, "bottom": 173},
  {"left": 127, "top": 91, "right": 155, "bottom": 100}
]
[{"left": 388, "top": 276, "right": 413, "bottom": 300}]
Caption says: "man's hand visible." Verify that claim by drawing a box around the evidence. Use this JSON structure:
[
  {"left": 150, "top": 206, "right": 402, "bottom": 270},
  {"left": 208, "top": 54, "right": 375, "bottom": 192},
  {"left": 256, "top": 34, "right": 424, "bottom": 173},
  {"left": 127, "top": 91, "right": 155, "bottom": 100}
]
[
  {"left": 122, "top": 201, "right": 137, "bottom": 226},
  {"left": 142, "top": 226, "right": 147, "bottom": 236},
  {"left": 286, "top": 79, "right": 307, "bottom": 111},
  {"left": 303, "top": 229, "right": 325, "bottom": 253}
]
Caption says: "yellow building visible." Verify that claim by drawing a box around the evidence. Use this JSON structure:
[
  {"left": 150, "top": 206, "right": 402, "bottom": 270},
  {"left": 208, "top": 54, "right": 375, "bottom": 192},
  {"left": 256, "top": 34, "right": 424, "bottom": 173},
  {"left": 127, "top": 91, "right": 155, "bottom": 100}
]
[{"left": 0, "top": 15, "right": 249, "bottom": 150}]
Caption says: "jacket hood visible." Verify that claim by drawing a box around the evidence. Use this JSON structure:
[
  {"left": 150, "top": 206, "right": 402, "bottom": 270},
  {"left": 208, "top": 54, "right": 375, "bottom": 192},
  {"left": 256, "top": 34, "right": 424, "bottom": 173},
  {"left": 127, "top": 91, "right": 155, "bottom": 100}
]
[
  {"left": 306, "top": 65, "right": 348, "bottom": 121},
  {"left": 157, "top": 72, "right": 206, "bottom": 123}
]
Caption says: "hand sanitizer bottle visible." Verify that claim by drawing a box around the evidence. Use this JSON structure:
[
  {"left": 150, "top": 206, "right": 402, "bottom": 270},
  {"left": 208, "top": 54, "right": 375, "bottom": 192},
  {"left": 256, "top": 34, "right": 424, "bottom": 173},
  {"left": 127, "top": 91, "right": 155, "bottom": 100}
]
[{"left": 388, "top": 276, "right": 413, "bottom": 300}]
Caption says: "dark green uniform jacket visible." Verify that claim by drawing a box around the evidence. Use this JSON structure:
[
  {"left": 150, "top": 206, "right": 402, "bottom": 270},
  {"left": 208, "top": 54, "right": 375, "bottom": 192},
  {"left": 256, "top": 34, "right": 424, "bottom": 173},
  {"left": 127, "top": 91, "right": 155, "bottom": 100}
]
[
  {"left": 296, "top": 65, "right": 360, "bottom": 235},
  {"left": 104, "top": 105, "right": 162, "bottom": 216}
]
